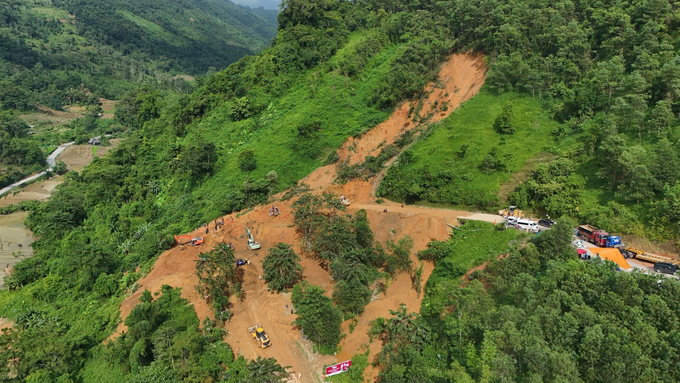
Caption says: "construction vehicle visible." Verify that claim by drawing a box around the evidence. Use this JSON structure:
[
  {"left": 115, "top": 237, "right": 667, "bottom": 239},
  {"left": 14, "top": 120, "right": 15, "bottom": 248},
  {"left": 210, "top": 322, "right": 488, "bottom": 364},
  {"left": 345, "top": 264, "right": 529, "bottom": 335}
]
[
  {"left": 174, "top": 235, "right": 204, "bottom": 246},
  {"left": 340, "top": 195, "right": 351, "bottom": 206},
  {"left": 246, "top": 228, "right": 260, "bottom": 250},
  {"left": 248, "top": 324, "right": 271, "bottom": 348},
  {"left": 576, "top": 225, "right": 623, "bottom": 248},
  {"left": 620, "top": 247, "right": 680, "bottom": 267},
  {"left": 499, "top": 205, "right": 523, "bottom": 218}
]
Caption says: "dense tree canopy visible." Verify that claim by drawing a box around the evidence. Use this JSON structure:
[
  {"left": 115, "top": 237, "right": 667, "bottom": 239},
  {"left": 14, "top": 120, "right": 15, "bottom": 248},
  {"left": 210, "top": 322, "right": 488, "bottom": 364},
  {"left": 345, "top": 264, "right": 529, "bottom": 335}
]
[
  {"left": 263, "top": 243, "right": 304, "bottom": 293},
  {"left": 4, "top": 0, "right": 680, "bottom": 381}
]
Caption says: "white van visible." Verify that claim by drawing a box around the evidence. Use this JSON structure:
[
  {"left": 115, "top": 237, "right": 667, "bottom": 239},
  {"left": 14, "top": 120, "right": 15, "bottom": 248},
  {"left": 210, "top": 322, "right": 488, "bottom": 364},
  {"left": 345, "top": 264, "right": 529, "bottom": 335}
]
[
  {"left": 506, "top": 216, "right": 519, "bottom": 226},
  {"left": 516, "top": 219, "right": 539, "bottom": 233}
]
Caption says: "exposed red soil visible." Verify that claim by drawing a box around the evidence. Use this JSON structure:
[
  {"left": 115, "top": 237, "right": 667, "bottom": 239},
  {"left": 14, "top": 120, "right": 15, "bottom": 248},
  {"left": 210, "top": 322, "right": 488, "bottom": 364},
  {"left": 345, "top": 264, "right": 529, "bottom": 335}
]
[{"left": 112, "top": 52, "right": 486, "bottom": 382}]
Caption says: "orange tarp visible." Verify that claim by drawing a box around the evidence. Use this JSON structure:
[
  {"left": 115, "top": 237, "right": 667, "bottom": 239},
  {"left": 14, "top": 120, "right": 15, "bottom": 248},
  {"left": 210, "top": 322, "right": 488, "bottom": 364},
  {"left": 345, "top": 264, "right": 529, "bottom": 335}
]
[{"left": 590, "top": 247, "right": 631, "bottom": 270}]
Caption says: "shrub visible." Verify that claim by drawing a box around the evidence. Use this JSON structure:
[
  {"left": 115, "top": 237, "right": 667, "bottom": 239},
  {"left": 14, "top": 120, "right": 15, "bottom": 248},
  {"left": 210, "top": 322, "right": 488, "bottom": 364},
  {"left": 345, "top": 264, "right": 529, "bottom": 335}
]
[
  {"left": 238, "top": 150, "right": 257, "bottom": 172},
  {"left": 292, "top": 282, "right": 343, "bottom": 353}
]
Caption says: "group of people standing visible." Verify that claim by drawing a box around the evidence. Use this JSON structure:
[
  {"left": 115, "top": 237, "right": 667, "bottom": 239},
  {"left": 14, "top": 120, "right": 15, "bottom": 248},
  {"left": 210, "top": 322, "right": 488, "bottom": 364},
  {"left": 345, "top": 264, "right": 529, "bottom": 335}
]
[{"left": 203, "top": 217, "right": 228, "bottom": 234}]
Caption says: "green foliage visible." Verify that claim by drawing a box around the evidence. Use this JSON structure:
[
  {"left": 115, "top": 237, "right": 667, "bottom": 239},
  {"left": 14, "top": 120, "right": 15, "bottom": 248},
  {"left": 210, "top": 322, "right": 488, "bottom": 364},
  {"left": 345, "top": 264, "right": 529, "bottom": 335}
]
[
  {"left": 332, "top": 278, "right": 371, "bottom": 316},
  {"left": 52, "top": 160, "right": 67, "bottom": 175},
  {"left": 263, "top": 243, "right": 304, "bottom": 293},
  {"left": 336, "top": 130, "right": 415, "bottom": 183},
  {"left": 419, "top": 220, "right": 523, "bottom": 319},
  {"left": 0, "top": 0, "right": 277, "bottom": 115},
  {"left": 291, "top": 282, "right": 343, "bottom": 354},
  {"left": 532, "top": 216, "right": 577, "bottom": 261},
  {"left": 176, "top": 139, "right": 217, "bottom": 180},
  {"left": 376, "top": 222, "right": 680, "bottom": 382},
  {"left": 493, "top": 103, "right": 515, "bottom": 134},
  {"left": 378, "top": 92, "right": 557, "bottom": 210},
  {"left": 0, "top": 200, "right": 40, "bottom": 215},
  {"left": 195, "top": 243, "right": 238, "bottom": 323},
  {"left": 228, "top": 97, "right": 254, "bottom": 121},
  {"left": 238, "top": 150, "right": 257, "bottom": 172},
  {"left": 511, "top": 157, "right": 584, "bottom": 217},
  {"left": 0, "top": 2, "right": 496, "bottom": 381},
  {"left": 372, "top": 304, "right": 432, "bottom": 381},
  {"left": 0, "top": 112, "right": 46, "bottom": 187},
  {"left": 292, "top": 198, "right": 381, "bottom": 316},
  {"left": 325, "top": 351, "right": 369, "bottom": 383},
  {"left": 384, "top": 235, "right": 414, "bottom": 276}
]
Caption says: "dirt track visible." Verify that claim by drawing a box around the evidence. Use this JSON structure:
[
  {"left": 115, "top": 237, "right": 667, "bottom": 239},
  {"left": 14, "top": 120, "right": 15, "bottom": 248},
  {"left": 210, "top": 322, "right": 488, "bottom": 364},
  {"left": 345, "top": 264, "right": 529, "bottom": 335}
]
[{"left": 113, "top": 52, "right": 487, "bottom": 382}]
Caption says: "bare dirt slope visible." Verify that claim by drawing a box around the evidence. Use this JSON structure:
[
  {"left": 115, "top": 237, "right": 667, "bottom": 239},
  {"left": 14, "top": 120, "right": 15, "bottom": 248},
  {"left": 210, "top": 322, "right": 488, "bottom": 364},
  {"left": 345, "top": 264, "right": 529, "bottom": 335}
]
[{"left": 113, "top": 52, "right": 486, "bottom": 382}]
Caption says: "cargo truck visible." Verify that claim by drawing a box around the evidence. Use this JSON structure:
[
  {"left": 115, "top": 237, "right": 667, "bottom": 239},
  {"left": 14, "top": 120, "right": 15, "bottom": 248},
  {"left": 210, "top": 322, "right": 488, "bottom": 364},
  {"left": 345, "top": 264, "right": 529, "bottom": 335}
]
[{"left": 576, "top": 225, "right": 623, "bottom": 248}]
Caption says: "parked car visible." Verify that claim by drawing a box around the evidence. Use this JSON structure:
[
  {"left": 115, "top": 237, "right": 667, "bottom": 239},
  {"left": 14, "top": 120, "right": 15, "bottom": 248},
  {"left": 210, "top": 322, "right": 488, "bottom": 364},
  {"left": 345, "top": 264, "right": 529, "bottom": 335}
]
[
  {"left": 506, "top": 216, "right": 519, "bottom": 226},
  {"left": 538, "top": 219, "right": 556, "bottom": 228},
  {"left": 516, "top": 219, "right": 539, "bottom": 233},
  {"left": 654, "top": 262, "right": 678, "bottom": 275}
]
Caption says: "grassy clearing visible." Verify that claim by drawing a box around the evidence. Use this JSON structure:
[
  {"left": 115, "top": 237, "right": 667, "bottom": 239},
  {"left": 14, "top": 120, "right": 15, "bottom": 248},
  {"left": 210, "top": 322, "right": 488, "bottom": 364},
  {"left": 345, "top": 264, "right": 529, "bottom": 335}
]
[
  {"left": 420, "top": 220, "right": 525, "bottom": 318},
  {"left": 378, "top": 90, "right": 558, "bottom": 211}
]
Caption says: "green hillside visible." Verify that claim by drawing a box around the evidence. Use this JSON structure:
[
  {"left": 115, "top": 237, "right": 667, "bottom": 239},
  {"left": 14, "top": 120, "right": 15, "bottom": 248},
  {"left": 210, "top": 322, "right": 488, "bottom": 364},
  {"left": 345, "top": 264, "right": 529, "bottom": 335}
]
[
  {"left": 2, "top": 0, "right": 680, "bottom": 382},
  {"left": 374, "top": 0, "right": 680, "bottom": 242},
  {"left": 0, "top": 0, "right": 277, "bottom": 110},
  {"left": 378, "top": 91, "right": 558, "bottom": 209},
  {"left": 0, "top": 1, "right": 454, "bottom": 380},
  {"left": 0, "top": 0, "right": 276, "bottom": 104},
  {"left": 0, "top": 0, "right": 277, "bottom": 189}
]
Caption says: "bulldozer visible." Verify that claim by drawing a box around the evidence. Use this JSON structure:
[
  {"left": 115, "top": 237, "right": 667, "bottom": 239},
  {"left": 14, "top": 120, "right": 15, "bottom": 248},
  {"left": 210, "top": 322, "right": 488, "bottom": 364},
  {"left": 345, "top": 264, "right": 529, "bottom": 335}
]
[
  {"left": 248, "top": 324, "right": 271, "bottom": 348},
  {"left": 340, "top": 195, "right": 351, "bottom": 206},
  {"left": 246, "top": 228, "right": 260, "bottom": 250},
  {"left": 499, "top": 205, "right": 524, "bottom": 218},
  {"left": 174, "top": 235, "right": 204, "bottom": 246}
]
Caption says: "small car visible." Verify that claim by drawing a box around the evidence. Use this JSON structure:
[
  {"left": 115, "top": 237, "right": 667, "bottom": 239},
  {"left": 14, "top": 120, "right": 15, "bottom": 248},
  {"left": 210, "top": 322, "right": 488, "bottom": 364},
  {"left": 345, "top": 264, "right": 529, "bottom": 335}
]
[
  {"left": 654, "top": 262, "right": 678, "bottom": 275},
  {"left": 538, "top": 219, "right": 556, "bottom": 228}
]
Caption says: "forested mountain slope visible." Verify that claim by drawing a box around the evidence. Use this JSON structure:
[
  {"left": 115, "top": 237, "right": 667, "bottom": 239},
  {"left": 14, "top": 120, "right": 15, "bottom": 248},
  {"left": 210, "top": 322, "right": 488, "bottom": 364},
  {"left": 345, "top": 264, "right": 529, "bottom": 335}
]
[
  {"left": 0, "top": 0, "right": 277, "bottom": 112},
  {"left": 0, "top": 0, "right": 277, "bottom": 190},
  {"left": 2, "top": 0, "right": 680, "bottom": 382},
  {"left": 375, "top": 0, "right": 680, "bottom": 241}
]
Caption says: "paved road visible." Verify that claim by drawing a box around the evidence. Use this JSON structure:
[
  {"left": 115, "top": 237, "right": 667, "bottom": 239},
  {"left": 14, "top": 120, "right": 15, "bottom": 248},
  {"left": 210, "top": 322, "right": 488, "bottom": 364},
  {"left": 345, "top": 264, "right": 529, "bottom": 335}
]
[{"left": 0, "top": 142, "right": 74, "bottom": 196}]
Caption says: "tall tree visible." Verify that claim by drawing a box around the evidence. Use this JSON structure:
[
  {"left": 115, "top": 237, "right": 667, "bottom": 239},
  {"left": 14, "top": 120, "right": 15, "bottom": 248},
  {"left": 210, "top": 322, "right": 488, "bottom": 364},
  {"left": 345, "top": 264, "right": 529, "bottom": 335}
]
[
  {"left": 291, "top": 282, "right": 342, "bottom": 352},
  {"left": 263, "top": 243, "right": 304, "bottom": 293},
  {"left": 195, "top": 243, "right": 237, "bottom": 322}
]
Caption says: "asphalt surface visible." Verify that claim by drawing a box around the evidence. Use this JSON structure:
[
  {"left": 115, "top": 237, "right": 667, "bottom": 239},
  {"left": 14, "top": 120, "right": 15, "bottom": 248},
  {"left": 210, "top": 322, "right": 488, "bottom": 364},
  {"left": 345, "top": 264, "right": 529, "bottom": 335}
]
[{"left": 0, "top": 142, "right": 74, "bottom": 197}]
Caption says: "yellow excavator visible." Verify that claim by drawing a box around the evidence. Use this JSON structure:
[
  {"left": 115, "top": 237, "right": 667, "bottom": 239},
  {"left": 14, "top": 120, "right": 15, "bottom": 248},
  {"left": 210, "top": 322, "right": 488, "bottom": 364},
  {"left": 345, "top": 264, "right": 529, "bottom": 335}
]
[
  {"left": 248, "top": 324, "right": 271, "bottom": 348},
  {"left": 499, "top": 205, "right": 524, "bottom": 218}
]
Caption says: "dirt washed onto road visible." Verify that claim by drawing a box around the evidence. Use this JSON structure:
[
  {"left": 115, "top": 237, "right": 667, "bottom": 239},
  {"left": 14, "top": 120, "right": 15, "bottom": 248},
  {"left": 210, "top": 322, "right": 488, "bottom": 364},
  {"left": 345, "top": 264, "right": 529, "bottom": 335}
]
[{"left": 113, "top": 52, "right": 486, "bottom": 382}]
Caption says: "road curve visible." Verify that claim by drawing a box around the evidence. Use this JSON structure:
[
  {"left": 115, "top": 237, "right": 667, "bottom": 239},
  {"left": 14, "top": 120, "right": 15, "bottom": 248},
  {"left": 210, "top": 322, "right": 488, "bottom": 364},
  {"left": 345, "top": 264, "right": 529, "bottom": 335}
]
[{"left": 0, "top": 141, "right": 74, "bottom": 196}]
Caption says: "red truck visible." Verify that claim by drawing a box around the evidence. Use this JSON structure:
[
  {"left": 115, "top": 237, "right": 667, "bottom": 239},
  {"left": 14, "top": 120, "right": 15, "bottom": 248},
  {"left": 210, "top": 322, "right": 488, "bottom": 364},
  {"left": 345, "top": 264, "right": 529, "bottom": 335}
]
[{"left": 576, "top": 225, "right": 623, "bottom": 248}]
